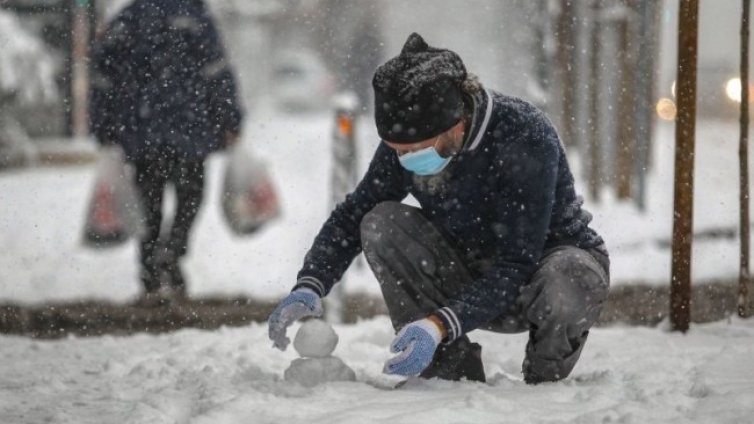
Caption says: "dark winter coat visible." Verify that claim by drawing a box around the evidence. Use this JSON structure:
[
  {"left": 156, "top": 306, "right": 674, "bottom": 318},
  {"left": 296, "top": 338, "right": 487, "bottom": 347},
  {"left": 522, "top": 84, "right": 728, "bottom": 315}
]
[
  {"left": 294, "top": 89, "right": 605, "bottom": 338},
  {"left": 89, "top": 0, "right": 242, "bottom": 160}
]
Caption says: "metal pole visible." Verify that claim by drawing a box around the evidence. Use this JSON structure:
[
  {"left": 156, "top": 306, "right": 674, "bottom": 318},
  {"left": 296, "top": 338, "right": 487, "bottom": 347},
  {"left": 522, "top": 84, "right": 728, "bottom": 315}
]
[
  {"left": 70, "top": 0, "right": 91, "bottom": 138},
  {"left": 670, "top": 0, "right": 699, "bottom": 333},
  {"left": 739, "top": 0, "right": 751, "bottom": 318},
  {"left": 325, "top": 92, "right": 360, "bottom": 324},
  {"left": 63, "top": 0, "right": 74, "bottom": 136}
]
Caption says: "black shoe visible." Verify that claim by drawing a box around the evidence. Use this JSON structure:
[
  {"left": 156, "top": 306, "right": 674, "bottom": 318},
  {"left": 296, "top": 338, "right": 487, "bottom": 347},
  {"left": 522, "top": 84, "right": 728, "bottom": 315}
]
[
  {"left": 522, "top": 333, "right": 587, "bottom": 385},
  {"left": 419, "top": 336, "right": 486, "bottom": 383},
  {"left": 134, "top": 291, "right": 166, "bottom": 308},
  {"left": 149, "top": 238, "right": 187, "bottom": 295},
  {"left": 140, "top": 268, "right": 161, "bottom": 293},
  {"left": 162, "top": 260, "right": 187, "bottom": 298},
  {"left": 141, "top": 239, "right": 168, "bottom": 292},
  {"left": 134, "top": 286, "right": 184, "bottom": 308}
]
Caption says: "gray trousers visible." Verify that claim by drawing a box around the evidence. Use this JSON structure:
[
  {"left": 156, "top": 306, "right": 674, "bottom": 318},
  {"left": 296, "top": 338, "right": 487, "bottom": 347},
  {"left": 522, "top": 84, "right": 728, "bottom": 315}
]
[{"left": 360, "top": 201, "right": 610, "bottom": 382}]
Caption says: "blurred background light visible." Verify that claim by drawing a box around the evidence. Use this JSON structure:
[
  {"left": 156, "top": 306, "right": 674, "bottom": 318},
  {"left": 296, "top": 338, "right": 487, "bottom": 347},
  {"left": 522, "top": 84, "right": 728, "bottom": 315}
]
[{"left": 656, "top": 97, "right": 677, "bottom": 121}]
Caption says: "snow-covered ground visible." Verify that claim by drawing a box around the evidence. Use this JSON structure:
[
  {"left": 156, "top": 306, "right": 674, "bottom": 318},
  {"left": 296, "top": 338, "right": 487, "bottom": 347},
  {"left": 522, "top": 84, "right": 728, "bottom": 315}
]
[
  {"left": 1, "top": 316, "right": 753, "bottom": 423},
  {"left": 2, "top": 113, "right": 754, "bottom": 422}
]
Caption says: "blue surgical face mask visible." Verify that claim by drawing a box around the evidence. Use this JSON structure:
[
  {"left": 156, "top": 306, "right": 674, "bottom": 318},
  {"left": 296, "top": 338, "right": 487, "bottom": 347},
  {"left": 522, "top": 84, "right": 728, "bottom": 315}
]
[{"left": 397, "top": 138, "right": 452, "bottom": 176}]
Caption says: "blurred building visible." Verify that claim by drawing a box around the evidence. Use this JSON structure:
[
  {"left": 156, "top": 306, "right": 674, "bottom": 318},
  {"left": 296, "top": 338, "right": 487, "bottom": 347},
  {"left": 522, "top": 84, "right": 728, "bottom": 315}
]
[
  {"left": 1, "top": 0, "right": 749, "bottom": 208},
  {"left": 0, "top": 0, "right": 564, "bottom": 137},
  {"left": 0, "top": 0, "right": 71, "bottom": 140}
]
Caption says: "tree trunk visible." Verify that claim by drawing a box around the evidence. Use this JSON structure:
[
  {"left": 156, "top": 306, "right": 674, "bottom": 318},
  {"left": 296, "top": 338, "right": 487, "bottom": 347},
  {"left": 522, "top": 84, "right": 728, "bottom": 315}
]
[
  {"left": 739, "top": 0, "right": 751, "bottom": 319},
  {"left": 534, "top": 0, "right": 555, "bottom": 113},
  {"left": 588, "top": 0, "right": 603, "bottom": 201},
  {"left": 616, "top": 15, "right": 636, "bottom": 200},
  {"left": 634, "top": 0, "right": 661, "bottom": 211},
  {"left": 556, "top": 0, "right": 577, "bottom": 148},
  {"left": 670, "top": 0, "right": 699, "bottom": 333}
]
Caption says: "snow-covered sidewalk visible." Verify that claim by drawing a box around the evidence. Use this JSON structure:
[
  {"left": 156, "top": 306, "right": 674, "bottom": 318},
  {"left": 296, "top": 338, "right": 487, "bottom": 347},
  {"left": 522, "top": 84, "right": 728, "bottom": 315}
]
[
  {"left": 1, "top": 316, "right": 753, "bottom": 423},
  {"left": 1, "top": 112, "right": 753, "bottom": 423}
]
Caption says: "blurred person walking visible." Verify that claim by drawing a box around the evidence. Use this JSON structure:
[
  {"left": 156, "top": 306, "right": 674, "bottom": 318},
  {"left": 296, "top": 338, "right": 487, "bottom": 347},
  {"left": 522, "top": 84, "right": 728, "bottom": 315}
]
[{"left": 89, "top": 0, "right": 243, "bottom": 304}]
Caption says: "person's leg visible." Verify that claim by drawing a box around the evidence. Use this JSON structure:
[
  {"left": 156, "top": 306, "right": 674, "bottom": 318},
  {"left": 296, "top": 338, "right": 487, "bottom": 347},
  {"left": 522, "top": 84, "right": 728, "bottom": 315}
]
[
  {"left": 163, "top": 155, "right": 206, "bottom": 293},
  {"left": 518, "top": 246, "right": 610, "bottom": 384},
  {"left": 360, "top": 201, "right": 485, "bottom": 382},
  {"left": 132, "top": 153, "right": 171, "bottom": 293}
]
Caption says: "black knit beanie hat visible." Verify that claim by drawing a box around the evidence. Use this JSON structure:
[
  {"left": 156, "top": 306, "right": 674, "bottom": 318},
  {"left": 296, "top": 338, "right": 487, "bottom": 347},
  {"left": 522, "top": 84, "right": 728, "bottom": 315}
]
[{"left": 372, "top": 33, "right": 467, "bottom": 144}]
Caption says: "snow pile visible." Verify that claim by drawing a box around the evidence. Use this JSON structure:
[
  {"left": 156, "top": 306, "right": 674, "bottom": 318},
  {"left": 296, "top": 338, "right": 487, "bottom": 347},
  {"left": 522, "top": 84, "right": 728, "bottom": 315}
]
[
  {"left": 1, "top": 316, "right": 753, "bottom": 423},
  {"left": 0, "top": 10, "right": 58, "bottom": 103}
]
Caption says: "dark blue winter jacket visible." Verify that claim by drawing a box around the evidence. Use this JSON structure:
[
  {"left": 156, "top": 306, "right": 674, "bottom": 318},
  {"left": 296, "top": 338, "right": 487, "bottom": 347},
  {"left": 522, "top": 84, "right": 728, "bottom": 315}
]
[
  {"left": 295, "top": 89, "right": 605, "bottom": 341},
  {"left": 89, "top": 0, "right": 242, "bottom": 160}
]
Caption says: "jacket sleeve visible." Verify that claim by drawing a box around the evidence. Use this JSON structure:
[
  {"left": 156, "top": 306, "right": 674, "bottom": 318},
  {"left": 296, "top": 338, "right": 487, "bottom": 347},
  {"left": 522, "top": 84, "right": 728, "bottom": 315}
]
[
  {"left": 89, "top": 17, "right": 134, "bottom": 145},
  {"left": 294, "top": 143, "right": 410, "bottom": 296},
  {"left": 434, "top": 114, "right": 561, "bottom": 342},
  {"left": 195, "top": 12, "right": 243, "bottom": 136}
]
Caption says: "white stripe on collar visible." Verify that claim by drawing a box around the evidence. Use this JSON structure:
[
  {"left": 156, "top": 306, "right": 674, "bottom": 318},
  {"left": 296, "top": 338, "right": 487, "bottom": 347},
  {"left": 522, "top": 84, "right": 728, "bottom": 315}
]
[{"left": 468, "top": 89, "right": 493, "bottom": 151}]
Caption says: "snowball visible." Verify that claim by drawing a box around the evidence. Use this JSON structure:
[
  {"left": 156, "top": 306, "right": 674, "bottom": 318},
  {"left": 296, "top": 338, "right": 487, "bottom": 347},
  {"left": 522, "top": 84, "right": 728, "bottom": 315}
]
[
  {"left": 284, "top": 357, "right": 356, "bottom": 387},
  {"left": 293, "top": 319, "right": 338, "bottom": 358}
]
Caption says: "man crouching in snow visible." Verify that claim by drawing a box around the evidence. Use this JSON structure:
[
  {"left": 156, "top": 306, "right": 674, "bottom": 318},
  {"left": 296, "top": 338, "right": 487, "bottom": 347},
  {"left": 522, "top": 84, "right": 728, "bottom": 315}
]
[{"left": 268, "top": 32, "right": 610, "bottom": 385}]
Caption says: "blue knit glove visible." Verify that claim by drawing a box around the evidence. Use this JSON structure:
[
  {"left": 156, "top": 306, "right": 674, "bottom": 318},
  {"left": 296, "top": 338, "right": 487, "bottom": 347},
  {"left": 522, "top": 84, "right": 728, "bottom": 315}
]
[
  {"left": 383, "top": 318, "right": 443, "bottom": 376},
  {"left": 268, "top": 288, "right": 323, "bottom": 351}
]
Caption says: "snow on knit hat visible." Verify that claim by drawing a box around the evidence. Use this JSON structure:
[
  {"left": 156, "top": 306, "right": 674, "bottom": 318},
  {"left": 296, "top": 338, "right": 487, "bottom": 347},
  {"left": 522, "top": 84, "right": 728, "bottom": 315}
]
[{"left": 372, "top": 33, "right": 467, "bottom": 144}]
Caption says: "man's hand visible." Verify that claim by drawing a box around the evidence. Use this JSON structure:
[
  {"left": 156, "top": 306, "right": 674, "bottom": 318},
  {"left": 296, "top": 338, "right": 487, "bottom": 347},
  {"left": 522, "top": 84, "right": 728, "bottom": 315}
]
[
  {"left": 383, "top": 317, "right": 443, "bottom": 376},
  {"left": 268, "top": 288, "right": 323, "bottom": 351}
]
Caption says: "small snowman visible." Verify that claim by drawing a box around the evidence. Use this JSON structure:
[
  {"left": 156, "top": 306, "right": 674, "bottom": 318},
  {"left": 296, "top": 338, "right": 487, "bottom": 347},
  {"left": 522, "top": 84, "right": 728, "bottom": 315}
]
[{"left": 283, "top": 319, "right": 356, "bottom": 387}]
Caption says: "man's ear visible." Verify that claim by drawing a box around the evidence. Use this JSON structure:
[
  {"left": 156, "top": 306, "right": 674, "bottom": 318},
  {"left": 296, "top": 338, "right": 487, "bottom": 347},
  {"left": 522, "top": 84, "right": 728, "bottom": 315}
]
[
  {"left": 449, "top": 120, "right": 466, "bottom": 149},
  {"left": 454, "top": 120, "right": 465, "bottom": 139}
]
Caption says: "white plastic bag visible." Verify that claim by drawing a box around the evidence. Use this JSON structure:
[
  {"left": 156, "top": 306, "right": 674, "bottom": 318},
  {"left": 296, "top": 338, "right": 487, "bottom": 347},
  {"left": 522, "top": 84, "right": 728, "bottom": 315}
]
[
  {"left": 82, "top": 146, "right": 143, "bottom": 247},
  {"left": 221, "top": 145, "right": 281, "bottom": 235}
]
